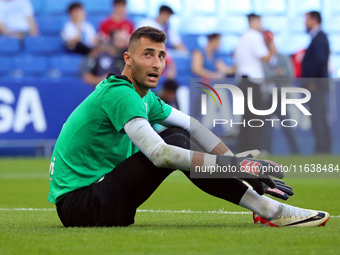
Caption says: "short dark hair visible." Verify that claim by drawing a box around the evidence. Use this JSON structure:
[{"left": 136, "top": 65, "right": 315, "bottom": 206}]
[
  {"left": 68, "top": 2, "right": 83, "bottom": 14},
  {"left": 307, "top": 11, "right": 322, "bottom": 24},
  {"left": 207, "top": 33, "right": 221, "bottom": 41},
  {"left": 159, "top": 5, "right": 174, "bottom": 15},
  {"left": 113, "top": 0, "right": 126, "bottom": 5},
  {"left": 128, "top": 26, "right": 167, "bottom": 51},
  {"left": 247, "top": 13, "right": 261, "bottom": 22}
]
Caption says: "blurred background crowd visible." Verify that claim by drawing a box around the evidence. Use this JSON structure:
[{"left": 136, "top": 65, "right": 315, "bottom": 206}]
[{"left": 0, "top": 0, "right": 339, "bottom": 156}]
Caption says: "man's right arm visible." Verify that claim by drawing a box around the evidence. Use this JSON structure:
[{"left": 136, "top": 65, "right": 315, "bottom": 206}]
[{"left": 124, "top": 117, "right": 283, "bottom": 195}]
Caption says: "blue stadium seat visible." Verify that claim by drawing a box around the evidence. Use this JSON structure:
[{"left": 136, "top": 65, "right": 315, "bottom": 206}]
[
  {"left": 172, "top": 55, "right": 191, "bottom": 76},
  {"left": 217, "top": 35, "right": 240, "bottom": 54},
  {"left": 127, "top": 0, "right": 147, "bottom": 15},
  {"left": 262, "top": 16, "right": 288, "bottom": 34},
  {"left": 0, "top": 36, "right": 21, "bottom": 54},
  {"left": 36, "top": 15, "right": 67, "bottom": 35},
  {"left": 323, "top": 17, "right": 340, "bottom": 33},
  {"left": 43, "top": 0, "right": 73, "bottom": 15},
  {"left": 30, "top": 0, "right": 43, "bottom": 15},
  {"left": 287, "top": 0, "right": 321, "bottom": 17},
  {"left": 179, "top": 16, "right": 218, "bottom": 35},
  {"left": 13, "top": 55, "right": 48, "bottom": 76},
  {"left": 181, "top": 35, "right": 200, "bottom": 51},
  {"left": 0, "top": 57, "right": 11, "bottom": 76},
  {"left": 24, "top": 36, "right": 64, "bottom": 54},
  {"left": 288, "top": 16, "right": 306, "bottom": 33},
  {"left": 83, "top": 0, "right": 111, "bottom": 15},
  {"left": 329, "top": 35, "right": 340, "bottom": 54},
  {"left": 218, "top": 16, "right": 248, "bottom": 35},
  {"left": 49, "top": 55, "right": 83, "bottom": 77},
  {"left": 216, "top": 0, "right": 251, "bottom": 16},
  {"left": 275, "top": 34, "right": 311, "bottom": 54},
  {"left": 253, "top": 0, "right": 286, "bottom": 15}
]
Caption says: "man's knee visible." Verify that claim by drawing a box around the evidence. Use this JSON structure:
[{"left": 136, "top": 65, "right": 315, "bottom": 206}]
[{"left": 159, "top": 127, "right": 190, "bottom": 149}]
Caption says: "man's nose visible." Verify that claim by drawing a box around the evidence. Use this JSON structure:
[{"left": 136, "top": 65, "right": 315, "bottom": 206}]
[{"left": 152, "top": 56, "right": 161, "bottom": 69}]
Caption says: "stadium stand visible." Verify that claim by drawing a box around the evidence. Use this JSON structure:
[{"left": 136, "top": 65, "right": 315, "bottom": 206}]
[
  {"left": 36, "top": 15, "right": 67, "bottom": 35},
  {"left": 12, "top": 55, "right": 48, "bottom": 77},
  {"left": 261, "top": 16, "right": 288, "bottom": 34},
  {"left": 216, "top": 0, "right": 252, "bottom": 16},
  {"left": 323, "top": 16, "right": 340, "bottom": 33},
  {"left": 82, "top": 0, "right": 111, "bottom": 15},
  {"left": 44, "top": 0, "right": 74, "bottom": 15},
  {"left": 127, "top": 0, "right": 148, "bottom": 16},
  {"left": 287, "top": 0, "right": 321, "bottom": 17},
  {"left": 25, "top": 36, "right": 64, "bottom": 55},
  {"left": 218, "top": 16, "right": 249, "bottom": 34},
  {"left": 0, "top": 57, "right": 11, "bottom": 77},
  {"left": 49, "top": 54, "right": 83, "bottom": 77},
  {"left": 0, "top": 36, "right": 21, "bottom": 55},
  {"left": 2, "top": 0, "right": 340, "bottom": 83},
  {"left": 329, "top": 35, "right": 340, "bottom": 54},
  {"left": 218, "top": 35, "right": 240, "bottom": 54},
  {"left": 253, "top": 0, "right": 287, "bottom": 15}
]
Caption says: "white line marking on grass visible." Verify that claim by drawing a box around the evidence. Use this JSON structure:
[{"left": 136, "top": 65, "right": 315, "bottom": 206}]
[
  {"left": 0, "top": 208, "right": 339, "bottom": 218},
  {"left": 137, "top": 209, "right": 252, "bottom": 215}
]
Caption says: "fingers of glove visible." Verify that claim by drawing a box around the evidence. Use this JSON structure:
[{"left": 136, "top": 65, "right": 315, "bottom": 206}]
[
  {"left": 235, "top": 149, "right": 261, "bottom": 159},
  {"left": 263, "top": 182, "right": 290, "bottom": 200},
  {"left": 275, "top": 182, "right": 293, "bottom": 192},
  {"left": 275, "top": 183, "right": 294, "bottom": 196},
  {"left": 273, "top": 179, "right": 286, "bottom": 186},
  {"left": 244, "top": 179, "right": 264, "bottom": 195},
  {"left": 265, "top": 189, "right": 289, "bottom": 200},
  {"left": 259, "top": 176, "right": 276, "bottom": 189}
]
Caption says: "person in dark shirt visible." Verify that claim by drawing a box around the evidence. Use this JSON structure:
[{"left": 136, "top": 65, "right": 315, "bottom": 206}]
[
  {"left": 301, "top": 11, "right": 331, "bottom": 153},
  {"left": 81, "top": 29, "right": 128, "bottom": 86}
]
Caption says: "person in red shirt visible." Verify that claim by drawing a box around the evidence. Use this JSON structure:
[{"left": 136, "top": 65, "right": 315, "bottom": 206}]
[{"left": 99, "top": 0, "right": 133, "bottom": 42}]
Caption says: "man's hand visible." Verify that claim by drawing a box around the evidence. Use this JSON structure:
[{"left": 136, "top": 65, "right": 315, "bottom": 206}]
[
  {"left": 216, "top": 156, "right": 284, "bottom": 195},
  {"left": 263, "top": 179, "right": 294, "bottom": 200}
]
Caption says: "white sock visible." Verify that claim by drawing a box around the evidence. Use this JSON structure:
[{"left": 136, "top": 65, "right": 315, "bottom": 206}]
[{"left": 239, "top": 188, "right": 281, "bottom": 219}]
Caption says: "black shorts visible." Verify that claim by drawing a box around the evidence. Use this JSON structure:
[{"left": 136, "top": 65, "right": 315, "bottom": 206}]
[{"left": 56, "top": 170, "right": 136, "bottom": 227}]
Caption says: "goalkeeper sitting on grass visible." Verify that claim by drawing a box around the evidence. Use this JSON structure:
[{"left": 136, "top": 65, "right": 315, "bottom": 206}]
[{"left": 48, "top": 26, "right": 329, "bottom": 228}]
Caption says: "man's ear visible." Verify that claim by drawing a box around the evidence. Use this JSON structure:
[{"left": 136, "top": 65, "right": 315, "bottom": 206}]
[{"left": 124, "top": 52, "right": 131, "bottom": 66}]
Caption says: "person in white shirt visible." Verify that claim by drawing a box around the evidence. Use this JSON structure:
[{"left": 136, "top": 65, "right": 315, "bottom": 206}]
[
  {"left": 234, "top": 13, "right": 276, "bottom": 79},
  {"left": 61, "top": 2, "right": 98, "bottom": 55},
  {"left": 0, "top": 0, "right": 39, "bottom": 38},
  {"left": 233, "top": 14, "right": 276, "bottom": 152},
  {"left": 137, "top": 5, "right": 186, "bottom": 52}
]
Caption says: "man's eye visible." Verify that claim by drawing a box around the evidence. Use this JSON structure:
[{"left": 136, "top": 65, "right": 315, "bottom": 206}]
[{"left": 145, "top": 53, "right": 151, "bottom": 56}]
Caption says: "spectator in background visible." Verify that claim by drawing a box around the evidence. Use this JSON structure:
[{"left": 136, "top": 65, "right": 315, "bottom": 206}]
[
  {"left": 191, "top": 33, "right": 234, "bottom": 78},
  {"left": 159, "top": 79, "right": 179, "bottom": 109},
  {"left": 301, "top": 11, "right": 331, "bottom": 153},
  {"left": 81, "top": 29, "right": 128, "bottom": 86},
  {"left": 261, "top": 30, "right": 299, "bottom": 154},
  {"left": 234, "top": 13, "right": 276, "bottom": 152},
  {"left": 137, "top": 5, "right": 186, "bottom": 52},
  {"left": 99, "top": 0, "right": 133, "bottom": 43},
  {"left": 61, "top": 2, "right": 98, "bottom": 55},
  {"left": 0, "top": 0, "right": 39, "bottom": 38}
]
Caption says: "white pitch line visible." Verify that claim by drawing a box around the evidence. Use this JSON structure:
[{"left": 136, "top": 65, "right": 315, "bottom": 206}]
[{"left": 0, "top": 208, "right": 339, "bottom": 217}]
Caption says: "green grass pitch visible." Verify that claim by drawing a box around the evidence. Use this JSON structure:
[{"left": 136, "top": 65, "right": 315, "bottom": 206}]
[{"left": 1, "top": 156, "right": 340, "bottom": 255}]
